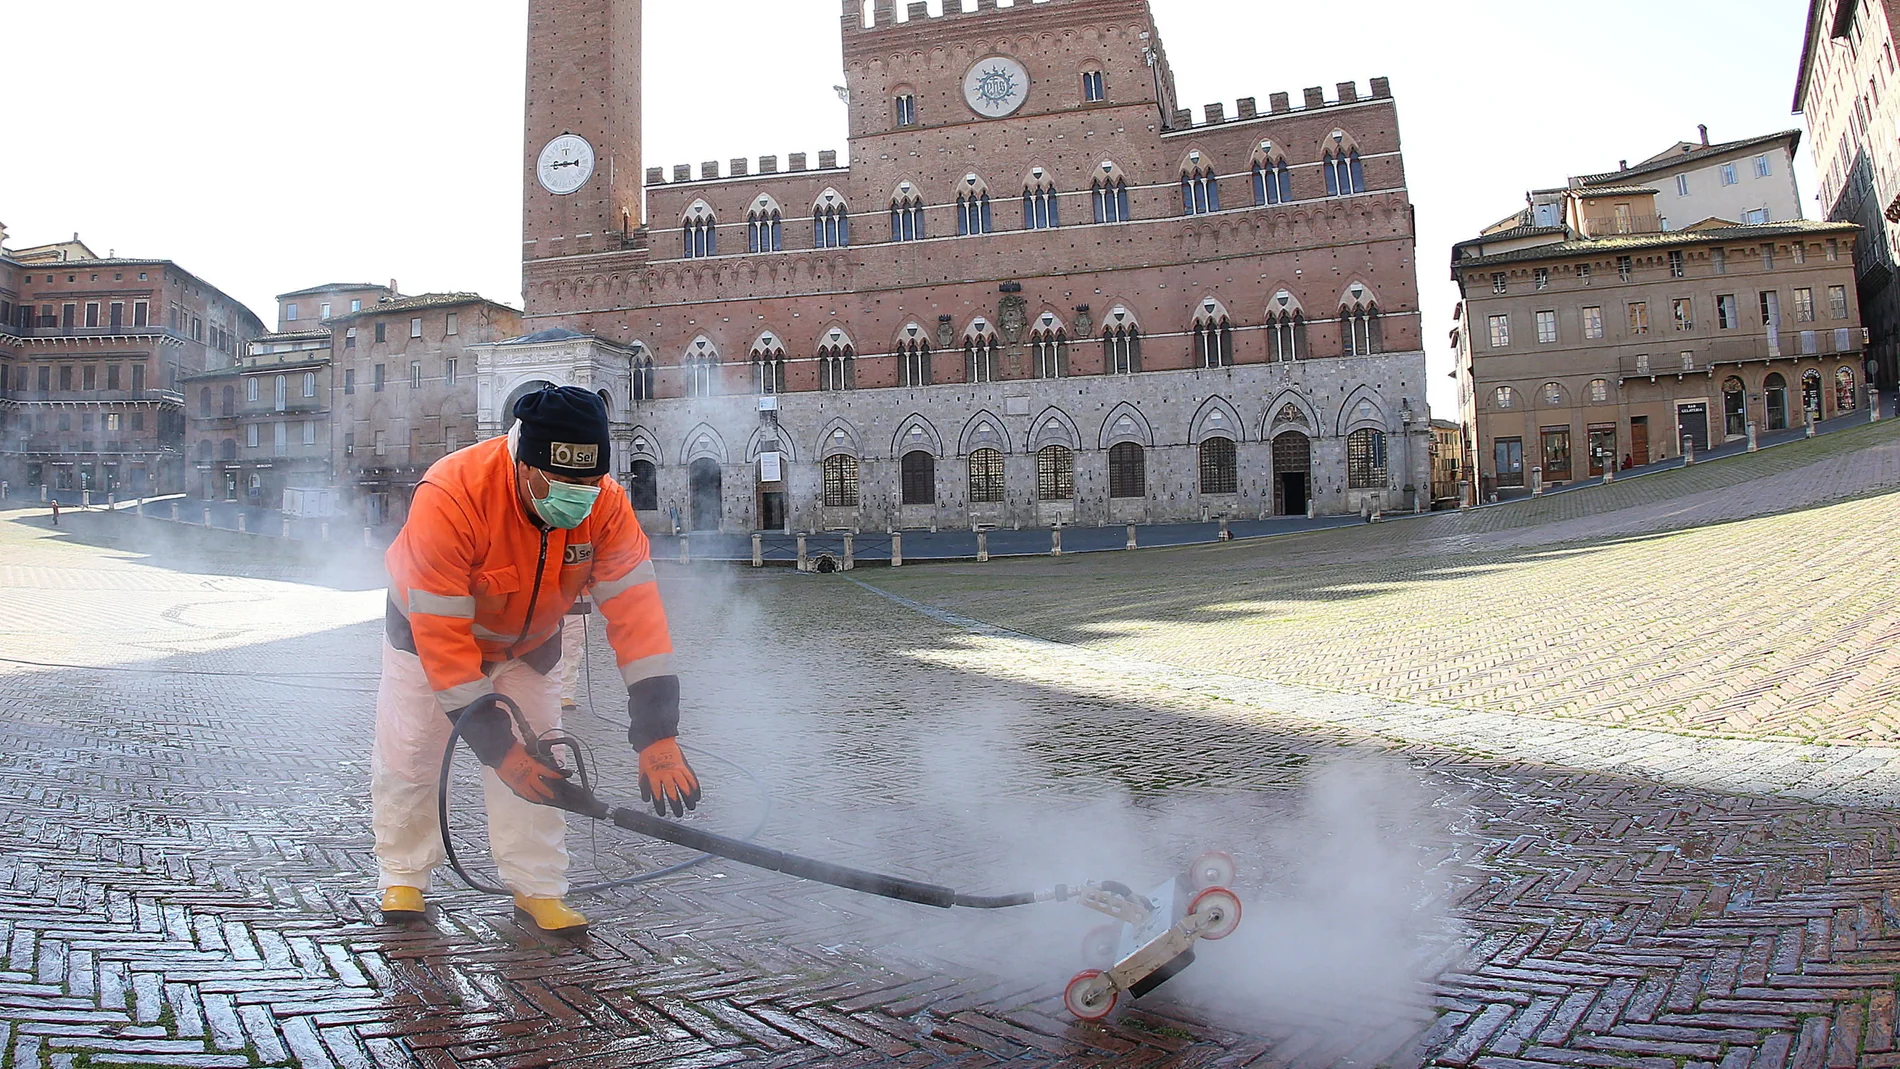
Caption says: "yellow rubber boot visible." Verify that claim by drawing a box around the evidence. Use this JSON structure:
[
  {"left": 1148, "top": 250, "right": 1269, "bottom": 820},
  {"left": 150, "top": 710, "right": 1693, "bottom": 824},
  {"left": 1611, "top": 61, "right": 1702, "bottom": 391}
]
[
  {"left": 380, "top": 886, "right": 425, "bottom": 924},
  {"left": 514, "top": 895, "right": 589, "bottom": 937}
]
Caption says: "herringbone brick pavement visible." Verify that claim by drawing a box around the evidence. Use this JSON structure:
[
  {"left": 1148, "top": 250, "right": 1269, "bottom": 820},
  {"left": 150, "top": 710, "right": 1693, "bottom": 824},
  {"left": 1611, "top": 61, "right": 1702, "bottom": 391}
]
[
  {"left": 873, "top": 421, "right": 1900, "bottom": 745},
  {"left": 4, "top": 420, "right": 1900, "bottom": 1069}
]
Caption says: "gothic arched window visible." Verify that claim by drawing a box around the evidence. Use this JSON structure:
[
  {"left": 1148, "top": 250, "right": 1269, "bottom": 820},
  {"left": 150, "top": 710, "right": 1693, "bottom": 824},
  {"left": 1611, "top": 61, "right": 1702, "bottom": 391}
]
[
  {"left": 1199, "top": 437, "right": 1238, "bottom": 495},
  {"left": 890, "top": 184, "right": 926, "bottom": 242},
  {"left": 1324, "top": 133, "right": 1366, "bottom": 196},
  {"left": 747, "top": 199, "right": 783, "bottom": 253},
  {"left": 632, "top": 353, "right": 656, "bottom": 401},
  {"left": 822, "top": 454, "right": 860, "bottom": 507},
  {"left": 1193, "top": 300, "right": 1234, "bottom": 368},
  {"left": 956, "top": 175, "right": 993, "bottom": 236},
  {"left": 814, "top": 190, "right": 850, "bottom": 249},
  {"left": 1037, "top": 445, "right": 1075, "bottom": 501},
  {"left": 1181, "top": 155, "right": 1221, "bottom": 216},
  {"left": 1023, "top": 170, "right": 1060, "bottom": 230},
  {"left": 1108, "top": 442, "right": 1146, "bottom": 499},
  {"left": 1347, "top": 428, "right": 1388, "bottom": 488},
  {"left": 1092, "top": 162, "right": 1131, "bottom": 223},
  {"left": 1252, "top": 142, "right": 1293, "bottom": 205},
  {"left": 898, "top": 336, "right": 932, "bottom": 387},
  {"left": 968, "top": 448, "right": 1006, "bottom": 503},
  {"left": 819, "top": 342, "right": 855, "bottom": 392},
  {"left": 965, "top": 320, "right": 1000, "bottom": 384},
  {"left": 900, "top": 450, "right": 936, "bottom": 506},
  {"left": 683, "top": 201, "right": 717, "bottom": 258}
]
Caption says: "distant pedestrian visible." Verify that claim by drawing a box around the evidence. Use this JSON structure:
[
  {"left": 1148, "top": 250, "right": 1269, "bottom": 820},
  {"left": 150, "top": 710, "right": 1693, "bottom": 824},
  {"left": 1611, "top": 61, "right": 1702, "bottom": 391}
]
[{"left": 50, "top": 500, "right": 59, "bottom": 527}]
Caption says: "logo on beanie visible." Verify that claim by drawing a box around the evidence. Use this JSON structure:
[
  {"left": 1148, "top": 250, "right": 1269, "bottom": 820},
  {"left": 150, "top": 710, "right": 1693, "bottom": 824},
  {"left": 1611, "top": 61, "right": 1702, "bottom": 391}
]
[{"left": 550, "top": 442, "right": 599, "bottom": 470}]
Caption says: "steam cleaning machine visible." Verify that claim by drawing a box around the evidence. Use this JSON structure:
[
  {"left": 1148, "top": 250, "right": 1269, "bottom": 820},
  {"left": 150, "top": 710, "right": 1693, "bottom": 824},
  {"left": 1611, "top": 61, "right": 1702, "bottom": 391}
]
[{"left": 440, "top": 696, "right": 1244, "bottom": 1021}]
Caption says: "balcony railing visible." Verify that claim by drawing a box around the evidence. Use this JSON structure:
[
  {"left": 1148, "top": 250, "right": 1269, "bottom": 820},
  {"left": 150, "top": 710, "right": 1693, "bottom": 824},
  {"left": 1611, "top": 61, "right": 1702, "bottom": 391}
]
[
  {"left": 1581, "top": 214, "right": 1665, "bottom": 237},
  {"left": 11, "top": 323, "right": 191, "bottom": 343},
  {"left": 1618, "top": 333, "right": 1863, "bottom": 378},
  {"left": 3, "top": 390, "right": 186, "bottom": 405}
]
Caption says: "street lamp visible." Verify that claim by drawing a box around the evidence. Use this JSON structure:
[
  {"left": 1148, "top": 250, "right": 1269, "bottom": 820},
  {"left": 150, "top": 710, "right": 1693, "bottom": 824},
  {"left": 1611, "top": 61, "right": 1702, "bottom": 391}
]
[{"left": 1399, "top": 397, "right": 1416, "bottom": 512}]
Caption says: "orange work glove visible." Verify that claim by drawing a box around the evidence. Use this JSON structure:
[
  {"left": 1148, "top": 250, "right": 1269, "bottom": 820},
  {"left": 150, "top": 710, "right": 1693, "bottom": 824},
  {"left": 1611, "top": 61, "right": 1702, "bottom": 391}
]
[
  {"left": 639, "top": 738, "right": 702, "bottom": 817},
  {"left": 496, "top": 743, "right": 570, "bottom": 805}
]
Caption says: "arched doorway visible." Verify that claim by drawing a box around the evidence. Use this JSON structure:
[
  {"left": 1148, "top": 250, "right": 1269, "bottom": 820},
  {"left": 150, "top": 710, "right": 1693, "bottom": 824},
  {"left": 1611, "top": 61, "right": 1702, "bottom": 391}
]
[
  {"left": 629, "top": 459, "right": 659, "bottom": 512},
  {"left": 689, "top": 458, "right": 723, "bottom": 531},
  {"left": 1272, "top": 431, "right": 1312, "bottom": 515},
  {"left": 501, "top": 379, "right": 558, "bottom": 430},
  {"left": 1764, "top": 373, "right": 1789, "bottom": 431}
]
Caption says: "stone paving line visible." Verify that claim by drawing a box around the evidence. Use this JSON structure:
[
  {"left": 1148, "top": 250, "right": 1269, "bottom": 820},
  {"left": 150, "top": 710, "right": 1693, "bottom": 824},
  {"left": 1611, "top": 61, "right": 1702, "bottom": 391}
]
[{"left": 849, "top": 577, "right": 1900, "bottom": 809}]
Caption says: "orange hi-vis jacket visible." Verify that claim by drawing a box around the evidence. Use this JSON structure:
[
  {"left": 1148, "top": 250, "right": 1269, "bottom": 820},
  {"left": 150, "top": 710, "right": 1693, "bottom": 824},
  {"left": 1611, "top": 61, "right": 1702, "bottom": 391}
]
[{"left": 385, "top": 435, "right": 674, "bottom": 716}]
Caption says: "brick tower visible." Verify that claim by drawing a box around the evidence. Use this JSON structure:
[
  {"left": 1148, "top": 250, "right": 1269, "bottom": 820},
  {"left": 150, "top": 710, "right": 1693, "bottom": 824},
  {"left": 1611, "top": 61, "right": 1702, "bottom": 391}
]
[{"left": 522, "top": 0, "right": 642, "bottom": 277}]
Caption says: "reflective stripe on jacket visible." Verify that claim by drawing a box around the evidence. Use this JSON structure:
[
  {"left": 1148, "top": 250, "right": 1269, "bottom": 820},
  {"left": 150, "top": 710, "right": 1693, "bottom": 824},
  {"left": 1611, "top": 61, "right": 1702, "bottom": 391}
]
[{"left": 385, "top": 435, "right": 674, "bottom": 712}]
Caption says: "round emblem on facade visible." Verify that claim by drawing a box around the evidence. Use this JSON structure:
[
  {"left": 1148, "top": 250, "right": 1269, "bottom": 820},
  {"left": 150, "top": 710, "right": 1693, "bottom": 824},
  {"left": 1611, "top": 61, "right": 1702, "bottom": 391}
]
[
  {"left": 537, "top": 133, "right": 596, "bottom": 196},
  {"left": 963, "top": 56, "right": 1030, "bottom": 118}
]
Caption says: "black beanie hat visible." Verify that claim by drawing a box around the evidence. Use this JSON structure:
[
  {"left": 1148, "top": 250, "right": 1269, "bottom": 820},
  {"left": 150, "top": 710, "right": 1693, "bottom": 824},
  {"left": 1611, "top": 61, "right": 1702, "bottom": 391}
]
[{"left": 512, "top": 387, "right": 611, "bottom": 477}]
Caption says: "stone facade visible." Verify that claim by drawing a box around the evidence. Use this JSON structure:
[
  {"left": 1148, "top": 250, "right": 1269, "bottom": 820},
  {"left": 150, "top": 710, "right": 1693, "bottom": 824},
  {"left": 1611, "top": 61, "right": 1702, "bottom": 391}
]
[
  {"left": 1796, "top": 0, "right": 1900, "bottom": 393},
  {"left": 1454, "top": 184, "right": 1865, "bottom": 498},
  {"left": 182, "top": 330, "right": 336, "bottom": 507},
  {"left": 504, "top": 0, "right": 1431, "bottom": 530}
]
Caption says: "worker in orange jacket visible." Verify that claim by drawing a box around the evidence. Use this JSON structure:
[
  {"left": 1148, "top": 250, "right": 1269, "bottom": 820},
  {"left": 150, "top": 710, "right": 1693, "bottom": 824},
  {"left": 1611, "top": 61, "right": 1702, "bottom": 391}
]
[{"left": 372, "top": 387, "right": 699, "bottom": 935}]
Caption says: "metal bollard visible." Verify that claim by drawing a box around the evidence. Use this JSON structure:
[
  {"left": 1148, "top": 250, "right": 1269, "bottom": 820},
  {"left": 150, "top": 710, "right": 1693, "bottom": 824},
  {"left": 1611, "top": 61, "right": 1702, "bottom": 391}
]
[
  {"left": 1218, "top": 518, "right": 1231, "bottom": 542},
  {"left": 678, "top": 534, "right": 690, "bottom": 565},
  {"left": 169, "top": 501, "right": 179, "bottom": 521},
  {"left": 752, "top": 533, "right": 764, "bottom": 568},
  {"left": 1602, "top": 461, "right": 1615, "bottom": 484},
  {"left": 797, "top": 533, "right": 809, "bottom": 572},
  {"left": 1872, "top": 389, "right": 1883, "bottom": 422},
  {"left": 281, "top": 516, "right": 291, "bottom": 539},
  {"left": 976, "top": 531, "right": 989, "bottom": 562},
  {"left": 1051, "top": 526, "right": 1063, "bottom": 557},
  {"left": 1531, "top": 467, "right": 1545, "bottom": 496},
  {"left": 237, "top": 514, "right": 247, "bottom": 534},
  {"left": 1126, "top": 524, "right": 1137, "bottom": 550},
  {"left": 363, "top": 526, "right": 374, "bottom": 547},
  {"left": 205, "top": 507, "right": 214, "bottom": 527},
  {"left": 1746, "top": 422, "right": 1759, "bottom": 453},
  {"left": 321, "top": 522, "right": 331, "bottom": 543},
  {"left": 843, "top": 533, "right": 855, "bottom": 571},
  {"left": 1806, "top": 414, "right": 1817, "bottom": 439},
  {"left": 82, "top": 489, "right": 91, "bottom": 508},
  {"left": 891, "top": 531, "right": 903, "bottom": 568},
  {"left": 1683, "top": 435, "right": 1697, "bottom": 466}
]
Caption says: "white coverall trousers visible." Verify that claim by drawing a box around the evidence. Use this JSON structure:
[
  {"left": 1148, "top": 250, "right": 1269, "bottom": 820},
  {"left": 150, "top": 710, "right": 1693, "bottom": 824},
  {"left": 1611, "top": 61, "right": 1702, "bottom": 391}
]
[
  {"left": 370, "top": 641, "right": 570, "bottom": 897},
  {"left": 558, "top": 615, "right": 585, "bottom": 707}
]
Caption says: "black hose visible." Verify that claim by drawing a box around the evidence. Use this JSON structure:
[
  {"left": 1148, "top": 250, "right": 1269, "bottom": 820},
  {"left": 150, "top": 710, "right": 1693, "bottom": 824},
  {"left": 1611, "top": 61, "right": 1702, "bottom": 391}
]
[
  {"left": 436, "top": 629, "right": 1049, "bottom": 912},
  {"left": 601, "top": 803, "right": 958, "bottom": 909}
]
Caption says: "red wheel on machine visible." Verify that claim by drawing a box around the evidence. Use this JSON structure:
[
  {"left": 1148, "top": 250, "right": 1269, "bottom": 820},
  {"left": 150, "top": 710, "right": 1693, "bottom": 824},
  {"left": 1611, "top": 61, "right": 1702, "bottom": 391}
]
[
  {"left": 1081, "top": 925, "right": 1121, "bottom": 969},
  {"left": 1189, "top": 887, "right": 1242, "bottom": 941},
  {"left": 1064, "top": 970, "right": 1118, "bottom": 1021},
  {"left": 1189, "top": 850, "right": 1237, "bottom": 891}
]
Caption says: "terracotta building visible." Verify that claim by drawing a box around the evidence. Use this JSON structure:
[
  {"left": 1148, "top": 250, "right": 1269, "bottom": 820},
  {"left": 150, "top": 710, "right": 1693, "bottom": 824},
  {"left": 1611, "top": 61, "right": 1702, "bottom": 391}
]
[
  {"left": 1796, "top": 0, "right": 1900, "bottom": 394},
  {"left": 331, "top": 294, "right": 520, "bottom": 525},
  {"left": 483, "top": 0, "right": 1432, "bottom": 532},
  {"left": 182, "top": 283, "right": 394, "bottom": 509},
  {"left": 0, "top": 228, "right": 265, "bottom": 498},
  {"left": 1453, "top": 182, "right": 1863, "bottom": 499}
]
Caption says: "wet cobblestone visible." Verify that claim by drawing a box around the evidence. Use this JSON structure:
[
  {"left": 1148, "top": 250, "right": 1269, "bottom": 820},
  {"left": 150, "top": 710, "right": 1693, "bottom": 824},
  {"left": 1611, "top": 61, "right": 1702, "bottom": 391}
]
[{"left": 3, "top": 423, "right": 1900, "bottom": 1067}]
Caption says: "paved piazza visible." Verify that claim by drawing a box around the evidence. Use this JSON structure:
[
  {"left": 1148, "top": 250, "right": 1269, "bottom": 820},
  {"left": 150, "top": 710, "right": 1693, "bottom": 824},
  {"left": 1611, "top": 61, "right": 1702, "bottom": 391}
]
[{"left": 4, "top": 420, "right": 1900, "bottom": 1069}]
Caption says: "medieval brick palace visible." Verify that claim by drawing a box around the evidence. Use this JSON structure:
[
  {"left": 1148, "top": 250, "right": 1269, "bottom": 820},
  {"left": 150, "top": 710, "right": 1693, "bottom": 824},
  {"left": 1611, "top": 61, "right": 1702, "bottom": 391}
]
[{"left": 479, "top": 0, "right": 1431, "bottom": 531}]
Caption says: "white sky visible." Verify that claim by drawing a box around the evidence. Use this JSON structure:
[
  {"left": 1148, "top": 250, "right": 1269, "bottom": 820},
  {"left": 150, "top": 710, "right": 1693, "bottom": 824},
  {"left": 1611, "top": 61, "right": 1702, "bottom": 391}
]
[{"left": 1, "top": 0, "right": 1818, "bottom": 416}]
